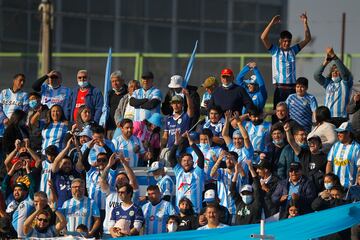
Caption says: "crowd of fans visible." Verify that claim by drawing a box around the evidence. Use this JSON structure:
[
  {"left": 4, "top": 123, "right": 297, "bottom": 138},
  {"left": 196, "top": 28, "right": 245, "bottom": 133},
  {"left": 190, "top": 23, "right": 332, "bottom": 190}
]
[{"left": 0, "top": 13, "right": 359, "bottom": 239}]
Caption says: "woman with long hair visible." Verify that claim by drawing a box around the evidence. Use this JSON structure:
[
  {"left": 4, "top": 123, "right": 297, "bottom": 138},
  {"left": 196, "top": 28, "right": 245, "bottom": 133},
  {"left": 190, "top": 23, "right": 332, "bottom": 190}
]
[{"left": 41, "top": 105, "right": 68, "bottom": 153}]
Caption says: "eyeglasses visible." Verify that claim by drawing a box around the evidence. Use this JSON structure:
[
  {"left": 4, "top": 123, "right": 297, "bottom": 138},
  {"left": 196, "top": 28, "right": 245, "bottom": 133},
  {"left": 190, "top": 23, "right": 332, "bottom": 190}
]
[{"left": 37, "top": 218, "right": 49, "bottom": 223}]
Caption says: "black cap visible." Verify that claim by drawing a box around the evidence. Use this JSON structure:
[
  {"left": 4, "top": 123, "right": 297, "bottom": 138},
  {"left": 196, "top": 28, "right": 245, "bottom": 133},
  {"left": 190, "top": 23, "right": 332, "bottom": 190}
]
[
  {"left": 256, "top": 160, "right": 272, "bottom": 170},
  {"left": 289, "top": 162, "right": 302, "bottom": 172},
  {"left": 141, "top": 71, "right": 154, "bottom": 79},
  {"left": 14, "top": 182, "right": 28, "bottom": 191},
  {"left": 307, "top": 135, "right": 321, "bottom": 143}
]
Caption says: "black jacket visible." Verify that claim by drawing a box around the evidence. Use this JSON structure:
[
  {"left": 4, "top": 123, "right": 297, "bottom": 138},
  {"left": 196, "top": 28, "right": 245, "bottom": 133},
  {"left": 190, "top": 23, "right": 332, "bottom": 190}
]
[{"left": 259, "top": 175, "right": 280, "bottom": 218}]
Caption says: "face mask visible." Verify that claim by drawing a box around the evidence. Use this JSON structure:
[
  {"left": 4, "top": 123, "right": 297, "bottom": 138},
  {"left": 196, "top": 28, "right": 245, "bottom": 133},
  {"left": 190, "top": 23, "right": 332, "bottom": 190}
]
[
  {"left": 29, "top": 100, "right": 38, "bottom": 109},
  {"left": 199, "top": 143, "right": 210, "bottom": 149},
  {"left": 272, "top": 139, "right": 284, "bottom": 145},
  {"left": 154, "top": 175, "right": 163, "bottom": 182},
  {"left": 167, "top": 223, "right": 178, "bottom": 232},
  {"left": 324, "top": 182, "right": 333, "bottom": 190},
  {"left": 296, "top": 141, "right": 308, "bottom": 148},
  {"left": 241, "top": 195, "right": 253, "bottom": 205},
  {"left": 222, "top": 83, "right": 233, "bottom": 88},
  {"left": 331, "top": 76, "right": 341, "bottom": 82},
  {"left": 78, "top": 81, "right": 89, "bottom": 88}
]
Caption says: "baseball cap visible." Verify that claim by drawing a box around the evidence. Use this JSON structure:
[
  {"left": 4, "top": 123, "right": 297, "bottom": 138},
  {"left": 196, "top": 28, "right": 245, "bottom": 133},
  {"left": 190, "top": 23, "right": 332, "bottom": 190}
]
[
  {"left": 168, "top": 75, "right": 183, "bottom": 88},
  {"left": 232, "top": 130, "right": 243, "bottom": 138},
  {"left": 221, "top": 68, "right": 234, "bottom": 76},
  {"left": 240, "top": 184, "right": 253, "bottom": 193},
  {"left": 79, "top": 127, "right": 93, "bottom": 138},
  {"left": 256, "top": 159, "right": 272, "bottom": 170},
  {"left": 14, "top": 182, "right": 28, "bottom": 191},
  {"left": 147, "top": 161, "right": 164, "bottom": 173},
  {"left": 307, "top": 135, "right": 321, "bottom": 142},
  {"left": 203, "top": 189, "right": 216, "bottom": 203},
  {"left": 202, "top": 76, "right": 218, "bottom": 88},
  {"left": 141, "top": 71, "right": 154, "bottom": 79},
  {"left": 147, "top": 113, "right": 163, "bottom": 128},
  {"left": 170, "top": 95, "right": 183, "bottom": 103},
  {"left": 334, "top": 122, "right": 352, "bottom": 132},
  {"left": 289, "top": 162, "right": 302, "bottom": 172}
]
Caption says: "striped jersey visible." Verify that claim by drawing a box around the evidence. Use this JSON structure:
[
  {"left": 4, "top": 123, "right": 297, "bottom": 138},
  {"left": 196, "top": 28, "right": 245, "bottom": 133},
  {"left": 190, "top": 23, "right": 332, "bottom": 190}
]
[
  {"left": 214, "top": 168, "right": 247, "bottom": 215},
  {"left": 174, "top": 163, "right": 205, "bottom": 213},
  {"left": 286, "top": 93, "right": 318, "bottom": 132},
  {"left": 81, "top": 139, "right": 115, "bottom": 165},
  {"left": 132, "top": 87, "right": 162, "bottom": 121},
  {"left": 187, "top": 145, "right": 223, "bottom": 182},
  {"left": 6, "top": 198, "right": 34, "bottom": 238},
  {"left": 327, "top": 140, "right": 360, "bottom": 188},
  {"left": 157, "top": 175, "right": 175, "bottom": 198},
  {"left": 202, "top": 118, "right": 225, "bottom": 138},
  {"left": 142, "top": 200, "right": 176, "bottom": 234},
  {"left": 197, "top": 223, "right": 228, "bottom": 230},
  {"left": 269, "top": 44, "right": 301, "bottom": 84},
  {"left": 227, "top": 142, "right": 254, "bottom": 164},
  {"left": 27, "top": 225, "right": 57, "bottom": 238},
  {"left": 86, "top": 167, "right": 117, "bottom": 210},
  {"left": 39, "top": 160, "right": 53, "bottom": 198},
  {"left": 41, "top": 122, "right": 68, "bottom": 153},
  {"left": 112, "top": 135, "right": 145, "bottom": 167},
  {"left": 0, "top": 88, "right": 29, "bottom": 137},
  {"left": 41, "top": 84, "right": 72, "bottom": 120},
  {"left": 324, "top": 80, "right": 352, "bottom": 118},
  {"left": 60, "top": 196, "right": 100, "bottom": 232},
  {"left": 245, "top": 121, "right": 272, "bottom": 153}
]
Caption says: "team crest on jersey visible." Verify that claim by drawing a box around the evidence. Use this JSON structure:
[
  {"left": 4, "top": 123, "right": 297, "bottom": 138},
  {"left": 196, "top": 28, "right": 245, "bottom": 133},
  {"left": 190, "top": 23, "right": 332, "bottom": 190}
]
[
  {"left": 303, "top": 100, "right": 308, "bottom": 106},
  {"left": 252, "top": 95, "right": 257, "bottom": 100},
  {"left": 129, "top": 210, "right": 135, "bottom": 216},
  {"left": 177, "top": 118, "right": 182, "bottom": 124},
  {"left": 149, "top": 215, "right": 155, "bottom": 221}
]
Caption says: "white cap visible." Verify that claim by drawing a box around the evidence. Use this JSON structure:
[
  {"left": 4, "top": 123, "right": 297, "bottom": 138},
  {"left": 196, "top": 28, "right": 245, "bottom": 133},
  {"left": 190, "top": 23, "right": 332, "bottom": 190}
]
[
  {"left": 203, "top": 189, "right": 216, "bottom": 202},
  {"left": 168, "top": 75, "right": 184, "bottom": 88},
  {"left": 147, "top": 161, "right": 164, "bottom": 173},
  {"left": 240, "top": 184, "right": 253, "bottom": 193}
]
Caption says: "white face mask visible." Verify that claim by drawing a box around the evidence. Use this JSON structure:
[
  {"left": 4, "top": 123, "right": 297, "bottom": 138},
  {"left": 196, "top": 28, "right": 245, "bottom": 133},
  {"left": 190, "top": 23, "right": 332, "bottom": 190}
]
[
  {"left": 154, "top": 175, "right": 163, "bottom": 182},
  {"left": 78, "top": 81, "right": 89, "bottom": 88},
  {"left": 222, "top": 83, "right": 233, "bottom": 88},
  {"left": 331, "top": 76, "right": 341, "bottom": 82},
  {"left": 167, "top": 223, "right": 178, "bottom": 232}
]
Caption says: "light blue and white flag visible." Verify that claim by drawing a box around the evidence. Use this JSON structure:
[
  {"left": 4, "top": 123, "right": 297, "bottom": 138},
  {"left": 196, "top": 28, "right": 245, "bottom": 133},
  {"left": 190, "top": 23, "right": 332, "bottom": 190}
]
[
  {"left": 99, "top": 48, "right": 112, "bottom": 127},
  {"left": 183, "top": 40, "right": 198, "bottom": 88}
]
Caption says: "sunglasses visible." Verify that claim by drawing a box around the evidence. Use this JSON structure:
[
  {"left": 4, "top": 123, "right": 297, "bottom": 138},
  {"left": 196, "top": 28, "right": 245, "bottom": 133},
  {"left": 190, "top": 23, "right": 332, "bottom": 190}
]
[
  {"left": 37, "top": 218, "right": 49, "bottom": 223},
  {"left": 97, "top": 158, "right": 107, "bottom": 163}
]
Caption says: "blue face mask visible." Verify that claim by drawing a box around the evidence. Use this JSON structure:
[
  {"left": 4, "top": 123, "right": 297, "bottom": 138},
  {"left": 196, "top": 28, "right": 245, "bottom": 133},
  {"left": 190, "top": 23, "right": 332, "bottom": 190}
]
[
  {"left": 296, "top": 141, "right": 308, "bottom": 149},
  {"left": 241, "top": 195, "right": 253, "bottom": 205},
  {"left": 272, "top": 139, "right": 284, "bottom": 145},
  {"left": 29, "top": 100, "right": 38, "bottom": 109},
  {"left": 78, "top": 81, "right": 89, "bottom": 88},
  {"left": 324, "top": 183, "right": 333, "bottom": 190},
  {"left": 331, "top": 76, "right": 341, "bottom": 83},
  {"left": 199, "top": 143, "right": 210, "bottom": 149}
]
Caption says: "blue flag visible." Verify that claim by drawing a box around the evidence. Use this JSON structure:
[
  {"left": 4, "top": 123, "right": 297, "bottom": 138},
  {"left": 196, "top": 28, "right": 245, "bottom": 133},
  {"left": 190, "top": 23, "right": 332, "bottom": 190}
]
[
  {"left": 183, "top": 40, "right": 198, "bottom": 88},
  {"left": 99, "top": 48, "right": 112, "bottom": 128}
]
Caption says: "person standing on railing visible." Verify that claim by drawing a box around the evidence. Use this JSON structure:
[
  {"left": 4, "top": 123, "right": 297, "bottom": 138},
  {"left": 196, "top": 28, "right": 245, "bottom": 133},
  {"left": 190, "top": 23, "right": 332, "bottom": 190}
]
[
  {"left": 260, "top": 13, "right": 311, "bottom": 112},
  {"left": 314, "top": 47, "right": 353, "bottom": 128}
]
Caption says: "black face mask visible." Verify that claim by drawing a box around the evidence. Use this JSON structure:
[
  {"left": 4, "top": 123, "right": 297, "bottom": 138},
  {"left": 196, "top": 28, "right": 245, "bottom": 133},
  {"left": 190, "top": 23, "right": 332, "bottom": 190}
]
[{"left": 180, "top": 208, "right": 192, "bottom": 215}]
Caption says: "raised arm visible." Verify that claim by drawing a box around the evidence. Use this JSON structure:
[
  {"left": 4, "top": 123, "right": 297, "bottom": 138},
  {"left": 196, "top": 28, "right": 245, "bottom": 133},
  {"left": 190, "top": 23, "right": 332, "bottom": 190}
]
[
  {"left": 188, "top": 132, "right": 204, "bottom": 169},
  {"left": 121, "top": 157, "right": 139, "bottom": 190},
  {"left": 284, "top": 122, "right": 301, "bottom": 156},
  {"left": 260, "top": 15, "right": 280, "bottom": 50},
  {"left": 52, "top": 138, "right": 73, "bottom": 173},
  {"left": 236, "top": 115, "right": 251, "bottom": 149},
  {"left": 100, "top": 152, "right": 118, "bottom": 195},
  {"left": 54, "top": 209, "right": 67, "bottom": 232},
  {"left": 222, "top": 110, "right": 232, "bottom": 145},
  {"left": 184, "top": 88, "right": 195, "bottom": 118},
  {"left": 210, "top": 151, "right": 226, "bottom": 178},
  {"left": 298, "top": 12, "right": 311, "bottom": 49},
  {"left": 23, "top": 209, "right": 41, "bottom": 235},
  {"left": 230, "top": 162, "right": 243, "bottom": 204}
]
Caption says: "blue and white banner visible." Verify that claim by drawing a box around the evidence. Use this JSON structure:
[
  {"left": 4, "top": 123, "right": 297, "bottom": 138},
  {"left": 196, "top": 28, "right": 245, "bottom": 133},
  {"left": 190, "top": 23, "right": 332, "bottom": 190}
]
[
  {"left": 183, "top": 40, "right": 198, "bottom": 88},
  {"left": 99, "top": 47, "right": 112, "bottom": 128}
]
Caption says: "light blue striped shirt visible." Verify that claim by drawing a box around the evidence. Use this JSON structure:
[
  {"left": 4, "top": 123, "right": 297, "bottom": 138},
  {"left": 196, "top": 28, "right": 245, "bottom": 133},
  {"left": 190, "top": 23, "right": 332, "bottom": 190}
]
[
  {"left": 132, "top": 87, "right": 162, "bottom": 121},
  {"left": 40, "top": 160, "right": 53, "bottom": 198},
  {"left": 81, "top": 139, "right": 115, "bottom": 165},
  {"left": 60, "top": 196, "right": 100, "bottom": 232},
  {"left": 6, "top": 198, "right": 34, "bottom": 238},
  {"left": 41, "top": 122, "right": 68, "bottom": 153},
  {"left": 112, "top": 135, "right": 145, "bottom": 167},
  {"left": 27, "top": 225, "right": 57, "bottom": 238},
  {"left": 286, "top": 93, "right": 317, "bottom": 132},
  {"left": 269, "top": 44, "right": 301, "bottom": 84},
  {"left": 327, "top": 141, "right": 360, "bottom": 188},
  {"left": 157, "top": 175, "right": 175, "bottom": 198},
  {"left": 41, "top": 84, "right": 72, "bottom": 119},
  {"left": 142, "top": 200, "right": 176, "bottom": 234},
  {"left": 245, "top": 121, "right": 272, "bottom": 154}
]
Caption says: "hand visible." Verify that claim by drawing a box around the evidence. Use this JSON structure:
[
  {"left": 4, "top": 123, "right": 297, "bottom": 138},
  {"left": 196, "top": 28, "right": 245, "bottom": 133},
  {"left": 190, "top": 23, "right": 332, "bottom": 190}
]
[
  {"left": 174, "top": 129, "right": 181, "bottom": 145},
  {"left": 292, "top": 193, "right": 299, "bottom": 201},
  {"left": 320, "top": 190, "right": 331, "bottom": 200},
  {"left": 133, "top": 145, "right": 140, "bottom": 153},
  {"left": 325, "top": 47, "right": 335, "bottom": 58},
  {"left": 88, "top": 139, "right": 97, "bottom": 148},
  {"left": 23, "top": 138, "right": 30, "bottom": 149},
  {"left": 245, "top": 159, "right": 253, "bottom": 168},
  {"left": 144, "top": 151, "right": 153, "bottom": 160},
  {"left": 280, "top": 194, "right": 288, "bottom": 202},
  {"left": 47, "top": 70, "right": 57, "bottom": 78},
  {"left": 66, "top": 137, "right": 74, "bottom": 148},
  {"left": 283, "top": 122, "right": 291, "bottom": 132},
  {"left": 139, "top": 196, "right": 147, "bottom": 202},
  {"left": 260, "top": 182, "right": 270, "bottom": 192},
  {"left": 259, "top": 153, "right": 267, "bottom": 161},
  {"left": 97, "top": 138, "right": 105, "bottom": 147},
  {"left": 9, "top": 160, "right": 23, "bottom": 175},
  {"left": 182, "top": 88, "right": 190, "bottom": 96},
  {"left": 25, "top": 159, "right": 31, "bottom": 173},
  {"left": 217, "top": 150, "right": 227, "bottom": 162},
  {"left": 3, "top": 118, "right": 9, "bottom": 126},
  {"left": 271, "top": 15, "right": 281, "bottom": 25},
  {"left": 121, "top": 157, "right": 130, "bottom": 167},
  {"left": 247, "top": 62, "right": 256, "bottom": 69},
  {"left": 299, "top": 12, "right": 308, "bottom": 24},
  {"left": 354, "top": 93, "right": 360, "bottom": 102},
  {"left": 71, "top": 124, "right": 78, "bottom": 133},
  {"left": 108, "top": 153, "right": 118, "bottom": 168},
  {"left": 15, "top": 139, "right": 22, "bottom": 151},
  {"left": 47, "top": 179, "right": 54, "bottom": 190},
  {"left": 234, "top": 162, "right": 243, "bottom": 173},
  {"left": 185, "top": 131, "right": 193, "bottom": 146},
  {"left": 224, "top": 110, "right": 232, "bottom": 122}
]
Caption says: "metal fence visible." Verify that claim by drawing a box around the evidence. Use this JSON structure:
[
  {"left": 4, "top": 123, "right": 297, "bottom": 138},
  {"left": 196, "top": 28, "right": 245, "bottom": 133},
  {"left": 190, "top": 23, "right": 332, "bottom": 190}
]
[{"left": 0, "top": 52, "right": 358, "bottom": 104}]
